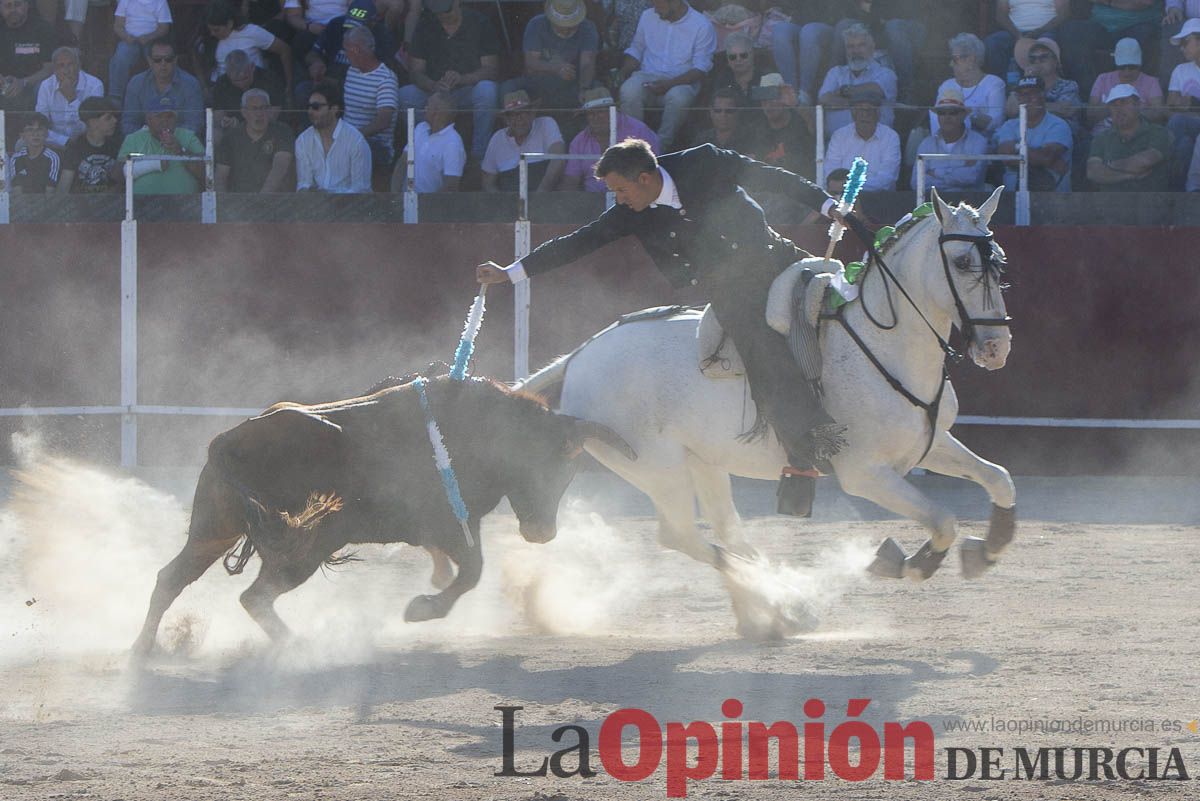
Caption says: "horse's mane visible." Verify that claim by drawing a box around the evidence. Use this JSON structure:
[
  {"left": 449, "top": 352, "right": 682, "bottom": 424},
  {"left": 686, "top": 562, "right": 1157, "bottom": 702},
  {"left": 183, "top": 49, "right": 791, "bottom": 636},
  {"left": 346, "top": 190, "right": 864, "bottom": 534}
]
[{"left": 876, "top": 199, "right": 988, "bottom": 260}]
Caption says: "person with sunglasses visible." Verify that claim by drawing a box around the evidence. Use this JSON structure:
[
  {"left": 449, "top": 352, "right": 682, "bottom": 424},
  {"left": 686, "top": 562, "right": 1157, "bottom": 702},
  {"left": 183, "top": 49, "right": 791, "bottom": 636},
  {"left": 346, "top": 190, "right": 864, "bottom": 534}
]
[
  {"left": 703, "top": 31, "right": 762, "bottom": 116},
  {"left": 58, "top": 95, "right": 123, "bottom": 193},
  {"left": 121, "top": 39, "right": 204, "bottom": 136},
  {"left": 687, "top": 87, "right": 746, "bottom": 149},
  {"left": 295, "top": 80, "right": 372, "bottom": 192}
]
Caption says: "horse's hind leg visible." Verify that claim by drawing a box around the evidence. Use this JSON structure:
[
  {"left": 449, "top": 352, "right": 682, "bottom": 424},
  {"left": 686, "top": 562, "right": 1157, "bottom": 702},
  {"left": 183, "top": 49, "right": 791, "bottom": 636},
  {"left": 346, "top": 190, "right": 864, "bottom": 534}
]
[
  {"left": 132, "top": 464, "right": 244, "bottom": 660},
  {"left": 918, "top": 432, "right": 1016, "bottom": 578},
  {"left": 838, "top": 464, "right": 957, "bottom": 581},
  {"left": 686, "top": 458, "right": 757, "bottom": 560}
]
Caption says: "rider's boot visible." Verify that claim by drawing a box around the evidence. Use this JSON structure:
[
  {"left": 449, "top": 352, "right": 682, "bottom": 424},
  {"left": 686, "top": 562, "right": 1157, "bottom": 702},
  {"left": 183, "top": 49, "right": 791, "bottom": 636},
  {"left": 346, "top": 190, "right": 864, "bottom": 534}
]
[{"left": 777, "top": 466, "right": 818, "bottom": 517}]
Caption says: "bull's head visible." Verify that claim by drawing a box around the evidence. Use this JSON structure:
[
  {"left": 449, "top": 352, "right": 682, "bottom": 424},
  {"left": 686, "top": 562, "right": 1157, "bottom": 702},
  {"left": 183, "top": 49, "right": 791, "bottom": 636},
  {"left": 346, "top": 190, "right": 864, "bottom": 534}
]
[{"left": 506, "top": 415, "right": 636, "bottom": 544}]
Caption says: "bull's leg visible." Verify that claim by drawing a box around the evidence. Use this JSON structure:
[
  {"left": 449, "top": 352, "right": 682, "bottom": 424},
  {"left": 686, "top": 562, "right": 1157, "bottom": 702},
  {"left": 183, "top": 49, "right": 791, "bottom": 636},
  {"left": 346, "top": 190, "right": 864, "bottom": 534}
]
[
  {"left": 424, "top": 546, "right": 455, "bottom": 590},
  {"left": 687, "top": 458, "right": 758, "bottom": 561},
  {"left": 917, "top": 432, "right": 1017, "bottom": 579},
  {"left": 131, "top": 535, "right": 240, "bottom": 660},
  {"left": 132, "top": 464, "right": 245, "bottom": 661},
  {"left": 404, "top": 523, "right": 482, "bottom": 623},
  {"left": 837, "top": 464, "right": 956, "bottom": 581},
  {"left": 239, "top": 553, "right": 327, "bottom": 642}
]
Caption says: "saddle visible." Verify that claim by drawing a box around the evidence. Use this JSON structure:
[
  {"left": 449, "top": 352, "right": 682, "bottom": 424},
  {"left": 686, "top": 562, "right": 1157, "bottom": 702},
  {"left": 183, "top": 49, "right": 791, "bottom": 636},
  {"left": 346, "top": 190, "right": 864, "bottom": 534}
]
[{"left": 698, "top": 257, "right": 839, "bottom": 380}]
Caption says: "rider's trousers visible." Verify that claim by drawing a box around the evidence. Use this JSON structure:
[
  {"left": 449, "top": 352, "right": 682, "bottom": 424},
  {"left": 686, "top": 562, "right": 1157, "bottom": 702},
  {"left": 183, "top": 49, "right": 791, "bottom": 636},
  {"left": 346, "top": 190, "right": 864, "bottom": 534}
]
[{"left": 706, "top": 266, "right": 833, "bottom": 468}]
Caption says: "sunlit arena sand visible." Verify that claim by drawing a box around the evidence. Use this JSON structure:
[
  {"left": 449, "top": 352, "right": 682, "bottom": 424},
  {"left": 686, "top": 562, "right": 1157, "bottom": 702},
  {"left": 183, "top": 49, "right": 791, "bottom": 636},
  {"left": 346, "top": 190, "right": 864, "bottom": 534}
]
[{"left": 0, "top": 441, "right": 1198, "bottom": 800}]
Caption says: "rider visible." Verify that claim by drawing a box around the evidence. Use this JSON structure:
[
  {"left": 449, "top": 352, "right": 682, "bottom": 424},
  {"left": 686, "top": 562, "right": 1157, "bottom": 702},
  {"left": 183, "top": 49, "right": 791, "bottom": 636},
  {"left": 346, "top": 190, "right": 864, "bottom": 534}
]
[{"left": 477, "top": 139, "right": 845, "bottom": 516}]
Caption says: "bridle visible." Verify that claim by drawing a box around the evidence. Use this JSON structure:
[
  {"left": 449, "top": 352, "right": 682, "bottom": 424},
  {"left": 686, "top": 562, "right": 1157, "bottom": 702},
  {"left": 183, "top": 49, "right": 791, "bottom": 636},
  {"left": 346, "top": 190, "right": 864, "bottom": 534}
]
[
  {"left": 823, "top": 212, "right": 1011, "bottom": 461},
  {"left": 936, "top": 231, "right": 1012, "bottom": 347}
]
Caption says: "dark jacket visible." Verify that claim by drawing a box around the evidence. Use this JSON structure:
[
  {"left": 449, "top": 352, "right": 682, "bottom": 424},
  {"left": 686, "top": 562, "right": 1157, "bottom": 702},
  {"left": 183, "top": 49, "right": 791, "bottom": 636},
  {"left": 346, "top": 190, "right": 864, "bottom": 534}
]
[{"left": 521, "top": 144, "right": 831, "bottom": 289}]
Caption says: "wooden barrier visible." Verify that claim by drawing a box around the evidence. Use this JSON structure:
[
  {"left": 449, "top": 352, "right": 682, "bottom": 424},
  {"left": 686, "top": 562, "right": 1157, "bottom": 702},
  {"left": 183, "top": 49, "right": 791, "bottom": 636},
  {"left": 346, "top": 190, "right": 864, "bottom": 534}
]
[{"left": 0, "top": 223, "right": 1196, "bottom": 473}]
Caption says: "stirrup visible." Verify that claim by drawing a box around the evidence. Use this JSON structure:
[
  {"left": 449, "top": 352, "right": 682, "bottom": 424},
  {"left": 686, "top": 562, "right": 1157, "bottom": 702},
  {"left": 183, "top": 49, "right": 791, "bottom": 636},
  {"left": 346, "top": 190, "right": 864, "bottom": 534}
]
[{"left": 777, "top": 467, "right": 818, "bottom": 517}]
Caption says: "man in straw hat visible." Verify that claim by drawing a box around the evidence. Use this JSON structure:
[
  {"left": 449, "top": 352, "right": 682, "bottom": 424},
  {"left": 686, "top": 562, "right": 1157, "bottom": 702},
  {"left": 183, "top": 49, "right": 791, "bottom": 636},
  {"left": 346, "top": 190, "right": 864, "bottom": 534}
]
[
  {"left": 477, "top": 140, "right": 846, "bottom": 516},
  {"left": 481, "top": 89, "right": 565, "bottom": 191},
  {"left": 911, "top": 86, "right": 988, "bottom": 193},
  {"left": 505, "top": 0, "right": 598, "bottom": 114}
]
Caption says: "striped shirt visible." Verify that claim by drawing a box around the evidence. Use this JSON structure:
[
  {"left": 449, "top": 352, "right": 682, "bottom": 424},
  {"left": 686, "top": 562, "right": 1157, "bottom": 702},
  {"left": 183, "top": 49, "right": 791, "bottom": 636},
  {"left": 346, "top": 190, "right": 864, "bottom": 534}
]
[
  {"left": 343, "top": 63, "right": 399, "bottom": 160},
  {"left": 9, "top": 147, "right": 61, "bottom": 192}
]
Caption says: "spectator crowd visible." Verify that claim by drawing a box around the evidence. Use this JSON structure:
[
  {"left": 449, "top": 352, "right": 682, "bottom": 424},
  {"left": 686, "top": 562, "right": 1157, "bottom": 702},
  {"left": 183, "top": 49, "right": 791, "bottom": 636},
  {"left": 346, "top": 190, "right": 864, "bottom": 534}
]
[{"left": 1, "top": 0, "right": 1198, "bottom": 196}]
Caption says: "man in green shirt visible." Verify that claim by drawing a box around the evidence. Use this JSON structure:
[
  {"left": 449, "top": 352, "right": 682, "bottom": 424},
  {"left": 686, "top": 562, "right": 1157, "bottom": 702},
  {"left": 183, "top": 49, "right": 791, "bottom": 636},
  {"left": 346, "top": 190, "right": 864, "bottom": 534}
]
[
  {"left": 117, "top": 95, "right": 205, "bottom": 194},
  {"left": 1087, "top": 83, "right": 1169, "bottom": 191},
  {"left": 1060, "top": 0, "right": 1163, "bottom": 96}
]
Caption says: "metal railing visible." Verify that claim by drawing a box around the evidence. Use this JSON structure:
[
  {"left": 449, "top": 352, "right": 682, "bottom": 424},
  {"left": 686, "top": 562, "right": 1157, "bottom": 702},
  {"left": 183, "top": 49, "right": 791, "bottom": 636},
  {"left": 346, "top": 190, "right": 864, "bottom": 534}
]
[
  {"left": 512, "top": 104, "right": 619, "bottom": 379},
  {"left": 913, "top": 104, "right": 1030, "bottom": 225}
]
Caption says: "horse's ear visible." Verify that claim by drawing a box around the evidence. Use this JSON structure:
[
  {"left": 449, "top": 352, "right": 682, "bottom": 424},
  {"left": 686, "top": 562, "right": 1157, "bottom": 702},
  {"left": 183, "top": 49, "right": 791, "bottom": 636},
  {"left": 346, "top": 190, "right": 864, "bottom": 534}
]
[
  {"left": 976, "top": 185, "right": 1004, "bottom": 227},
  {"left": 930, "top": 187, "right": 952, "bottom": 225}
]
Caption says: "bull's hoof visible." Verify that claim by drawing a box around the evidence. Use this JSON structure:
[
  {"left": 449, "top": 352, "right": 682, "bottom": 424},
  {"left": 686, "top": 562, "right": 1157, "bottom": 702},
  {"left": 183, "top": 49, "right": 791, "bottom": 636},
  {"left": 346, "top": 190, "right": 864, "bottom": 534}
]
[
  {"left": 903, "top": 540, "right": 948, "bottom": 582},
  {"left": 960, "top": 536, "right": 997, "bottom": 579},
  {"left": 986, "top": 504, "right": 1016, "bottom": 554},
  {"left": 867, "top": 537, "right": 906, "bottom": 579},
  {"left": 129, "top": 637, "right": 157, "bottom": 667},
  {"left": 404, "top": 594, "right": 444, "bottom": 623}
]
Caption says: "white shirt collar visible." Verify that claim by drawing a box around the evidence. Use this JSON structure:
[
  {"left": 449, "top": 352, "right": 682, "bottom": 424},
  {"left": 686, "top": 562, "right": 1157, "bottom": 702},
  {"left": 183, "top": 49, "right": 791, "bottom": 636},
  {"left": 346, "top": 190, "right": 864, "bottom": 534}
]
[{"left": 648, "top": 166, "right": 681, "bottom": 209}]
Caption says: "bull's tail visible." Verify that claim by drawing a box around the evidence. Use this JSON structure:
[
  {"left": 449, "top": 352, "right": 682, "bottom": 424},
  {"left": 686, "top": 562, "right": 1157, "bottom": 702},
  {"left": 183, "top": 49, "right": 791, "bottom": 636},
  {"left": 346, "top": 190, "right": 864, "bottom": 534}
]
[{"left": 223, "top": 536, "right": 257, "bottom": 575}]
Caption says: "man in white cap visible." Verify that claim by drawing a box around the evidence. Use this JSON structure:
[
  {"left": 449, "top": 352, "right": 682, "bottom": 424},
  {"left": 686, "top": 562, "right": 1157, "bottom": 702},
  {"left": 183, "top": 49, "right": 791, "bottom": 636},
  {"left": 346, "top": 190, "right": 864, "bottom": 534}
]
[
  {"left": 745, "top": 72, "right": 815, "bottom": 176},
  {"left": 1087, "top": 37, "right": 1164, "bottom": 133},
  {"left": 1059, "top": 0, "right": 1161, "bottom": 97},
  {"left": 1088, "top": 84, "right": 1169, "bottom": 191},
  {"left": 912, "top": 86, "right": 989, "bottom": 194},
  {"left": 1167, "top": 17, "right": 1200, "bottom": 188},
  {"left": 506, "top": 0, "right": 597, "bottom": 114},
  {"left": 1160, "top": 0, "right": 1200, "bottom": 93}
]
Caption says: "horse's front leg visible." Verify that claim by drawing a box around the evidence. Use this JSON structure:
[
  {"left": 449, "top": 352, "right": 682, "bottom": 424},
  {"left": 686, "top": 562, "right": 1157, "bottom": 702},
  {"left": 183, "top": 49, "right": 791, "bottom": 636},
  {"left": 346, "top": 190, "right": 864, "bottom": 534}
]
[
  {"left": 918, "top": 431, "right": 1016, "bottom": 579},
  {"left": 837, "top": 463, "right": 957, "bottom": 581},
  {"left": 404, "top": 523, "right": 482, "bottom": 622}
]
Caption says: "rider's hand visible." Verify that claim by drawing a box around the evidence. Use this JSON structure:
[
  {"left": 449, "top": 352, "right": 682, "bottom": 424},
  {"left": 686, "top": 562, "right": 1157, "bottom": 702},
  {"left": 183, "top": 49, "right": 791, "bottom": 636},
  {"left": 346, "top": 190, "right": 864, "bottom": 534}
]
[{"left": 476, "top": 261, "right": 508, "bottom": 284}]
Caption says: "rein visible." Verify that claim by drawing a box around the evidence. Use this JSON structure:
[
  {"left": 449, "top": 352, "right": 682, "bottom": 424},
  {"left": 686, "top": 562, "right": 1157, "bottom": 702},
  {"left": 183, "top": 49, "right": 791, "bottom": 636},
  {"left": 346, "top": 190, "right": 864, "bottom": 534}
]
[{"left": 824, "top": 212, "right": 1010, "bottom": 461}]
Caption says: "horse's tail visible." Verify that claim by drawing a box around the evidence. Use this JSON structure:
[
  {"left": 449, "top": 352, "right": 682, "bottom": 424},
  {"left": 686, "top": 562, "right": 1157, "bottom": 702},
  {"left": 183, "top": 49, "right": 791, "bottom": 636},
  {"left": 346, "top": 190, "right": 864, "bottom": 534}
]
[{"left": 515, "top": 353, "right": 572, "bottom": 407}]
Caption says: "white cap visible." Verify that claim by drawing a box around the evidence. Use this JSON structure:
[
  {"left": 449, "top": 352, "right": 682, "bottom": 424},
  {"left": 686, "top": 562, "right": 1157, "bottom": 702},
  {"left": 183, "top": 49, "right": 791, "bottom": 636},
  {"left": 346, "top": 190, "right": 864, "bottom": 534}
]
[
  {"left": 1104, "top": 83, "right": 1141, "bottom": 104},
  {"left": 1112, "top": 37, "right": 1141, "bottom": 67},
  {"left": 1170, "top": 18, "right": 1200, "bottom": 46}
]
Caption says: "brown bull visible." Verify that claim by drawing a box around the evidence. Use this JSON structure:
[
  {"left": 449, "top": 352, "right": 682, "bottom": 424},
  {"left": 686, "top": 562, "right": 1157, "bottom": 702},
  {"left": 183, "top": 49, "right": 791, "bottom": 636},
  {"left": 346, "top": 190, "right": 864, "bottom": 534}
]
[{"left": 131, "top": 375, "right": 633, "bottom": 658}]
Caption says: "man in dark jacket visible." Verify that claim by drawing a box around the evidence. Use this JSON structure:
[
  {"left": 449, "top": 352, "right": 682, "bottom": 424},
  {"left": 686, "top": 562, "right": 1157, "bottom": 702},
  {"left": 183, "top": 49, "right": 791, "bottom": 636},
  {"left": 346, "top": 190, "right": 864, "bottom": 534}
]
[{"left": 477, "top": 139, "right": 843, "bottom": 516}]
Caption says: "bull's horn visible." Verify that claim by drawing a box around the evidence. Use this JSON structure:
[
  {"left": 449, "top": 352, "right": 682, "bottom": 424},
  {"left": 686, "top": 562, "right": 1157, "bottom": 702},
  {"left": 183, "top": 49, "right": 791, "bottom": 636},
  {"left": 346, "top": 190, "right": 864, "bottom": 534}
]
[{"left": 573, "top": 420, "right": 637, "bottom": 461}]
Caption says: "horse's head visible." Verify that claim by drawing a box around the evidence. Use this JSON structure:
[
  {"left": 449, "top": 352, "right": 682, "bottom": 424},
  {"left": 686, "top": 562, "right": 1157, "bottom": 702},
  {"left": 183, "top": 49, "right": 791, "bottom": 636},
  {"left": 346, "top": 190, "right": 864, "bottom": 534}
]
[{"left": 931, "top": 186, "right": 1011, "bottom": 371}]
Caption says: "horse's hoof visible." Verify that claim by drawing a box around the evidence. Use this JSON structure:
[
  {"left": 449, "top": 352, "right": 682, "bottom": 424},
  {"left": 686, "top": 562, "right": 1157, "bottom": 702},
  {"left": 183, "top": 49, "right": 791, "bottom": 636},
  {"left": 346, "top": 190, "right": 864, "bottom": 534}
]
[
  {"left": 986, "top": 505, "right": 1016, "bottom": 554},
  {"left": 867, "top": 537, "right": 906, "bottom": 579},
  {"left": 404, "top": 594, "right": 443, "bottom": 623},
  {"left": 903, "top": 540, "right": 948, "bottom": 582},
  {"left": 960, "top": 536, "right": 997, "bottom": 579}
]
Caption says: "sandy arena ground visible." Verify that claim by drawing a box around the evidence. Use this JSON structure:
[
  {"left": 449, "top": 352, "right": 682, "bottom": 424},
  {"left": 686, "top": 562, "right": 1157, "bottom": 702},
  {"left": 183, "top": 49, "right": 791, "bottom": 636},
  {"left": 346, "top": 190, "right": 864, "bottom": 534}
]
[{"left": 0, "top": 455, "right": 1198, "bottom": 801}]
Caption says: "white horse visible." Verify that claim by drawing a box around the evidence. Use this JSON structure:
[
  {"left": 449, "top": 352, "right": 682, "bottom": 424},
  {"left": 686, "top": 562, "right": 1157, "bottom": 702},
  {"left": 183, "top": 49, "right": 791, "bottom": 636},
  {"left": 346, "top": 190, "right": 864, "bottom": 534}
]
[{"left": 519, "top": 188, "right": 1016, "bottom": 593}]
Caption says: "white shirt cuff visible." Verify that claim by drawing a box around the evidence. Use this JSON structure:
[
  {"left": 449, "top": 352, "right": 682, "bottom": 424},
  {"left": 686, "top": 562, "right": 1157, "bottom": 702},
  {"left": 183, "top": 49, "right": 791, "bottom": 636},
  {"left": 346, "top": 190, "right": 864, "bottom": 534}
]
[
  {"left": 504, "top": 261, "right": 528, "bottom": 283},
  {"left": 821, "top": 198, "right": 837, "bottom": 217}
]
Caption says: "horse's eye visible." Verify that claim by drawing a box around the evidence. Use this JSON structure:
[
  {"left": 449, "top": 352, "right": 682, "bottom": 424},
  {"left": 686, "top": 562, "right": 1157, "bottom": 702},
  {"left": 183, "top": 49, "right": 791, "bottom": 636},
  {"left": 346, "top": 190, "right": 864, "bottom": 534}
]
[{"left": 954, "top": 253, "right": 973, "bottom": 271}]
